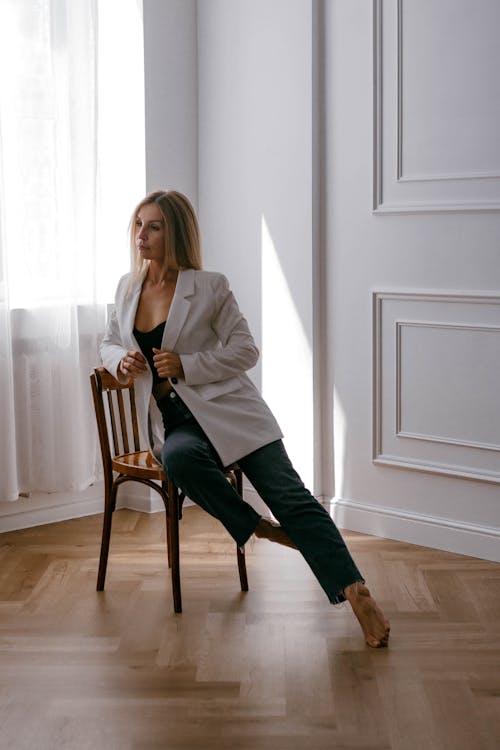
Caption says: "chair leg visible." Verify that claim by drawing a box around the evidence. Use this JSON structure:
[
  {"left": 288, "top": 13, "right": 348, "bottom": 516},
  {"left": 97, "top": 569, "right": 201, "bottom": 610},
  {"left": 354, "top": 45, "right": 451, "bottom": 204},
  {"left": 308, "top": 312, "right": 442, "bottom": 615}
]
[
  {"left": 96, "top": 483, "right": 117, "bottom": 591},
  {"left": 233, "top": 466, "right": 249, "bottom": 592},
  {"left": 161, "top": 481, "right": 172, "bottom": 569},
  {"left": 237, "top": 545, "right": 249, "bottom": 591},
  {"left": 168, "top": 481, "right": 182, "bottom": 613}
]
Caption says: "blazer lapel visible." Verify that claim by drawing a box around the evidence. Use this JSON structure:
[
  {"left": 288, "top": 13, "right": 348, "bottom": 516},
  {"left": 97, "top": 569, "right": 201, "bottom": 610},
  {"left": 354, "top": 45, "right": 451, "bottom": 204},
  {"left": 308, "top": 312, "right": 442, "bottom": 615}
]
[{"left": 161, "top": 269, "right": 195, "bottom": 351}]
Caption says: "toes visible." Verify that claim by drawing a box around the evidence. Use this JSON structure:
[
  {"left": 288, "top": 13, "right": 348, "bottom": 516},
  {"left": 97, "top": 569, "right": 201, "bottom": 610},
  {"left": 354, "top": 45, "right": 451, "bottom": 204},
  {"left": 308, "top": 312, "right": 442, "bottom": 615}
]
[
  {"left": 366, "top": 635, "right": 389, "bottom": 648},
  {"left": 364, "top": 617, "right": 390, "bottom": 648}
]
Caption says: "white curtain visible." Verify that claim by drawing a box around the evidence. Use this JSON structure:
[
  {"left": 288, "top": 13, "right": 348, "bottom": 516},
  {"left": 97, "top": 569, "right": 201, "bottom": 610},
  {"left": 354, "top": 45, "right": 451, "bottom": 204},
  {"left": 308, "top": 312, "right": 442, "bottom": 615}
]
[{"left": 0, "top": 0, "right": 144, "bottom": 502}]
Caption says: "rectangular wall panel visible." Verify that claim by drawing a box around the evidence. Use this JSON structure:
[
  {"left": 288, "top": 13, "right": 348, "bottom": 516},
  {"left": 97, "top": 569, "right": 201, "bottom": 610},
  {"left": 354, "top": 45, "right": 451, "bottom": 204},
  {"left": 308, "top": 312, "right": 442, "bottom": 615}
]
[
  {"left": 373, "top": 0, "right": 500, "bottom": 212},
  {"left": 397, "top": 322, "right": 500, "bottom": 449},
  {"left": 373, "top": 291, "right": 500, "bottom": 482}
]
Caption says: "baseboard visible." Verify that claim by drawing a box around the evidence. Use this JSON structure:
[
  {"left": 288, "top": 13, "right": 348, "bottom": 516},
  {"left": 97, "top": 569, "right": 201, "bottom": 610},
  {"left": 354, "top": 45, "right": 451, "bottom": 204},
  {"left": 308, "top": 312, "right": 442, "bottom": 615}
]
[
  {"left": 4, "top": 482, "right": 497, "bottom": 565},
  {"left": 332, "top": 496, "right": 500, "bottom": 563},
  {"left": 0, "top": 481, "right": 167, "bottom": 533},
  {"left": 0, "top": 479, "right": 264, "bottom": 534},
  {"left": 0, "top": 484, "right": 104, "bottom": 533}
]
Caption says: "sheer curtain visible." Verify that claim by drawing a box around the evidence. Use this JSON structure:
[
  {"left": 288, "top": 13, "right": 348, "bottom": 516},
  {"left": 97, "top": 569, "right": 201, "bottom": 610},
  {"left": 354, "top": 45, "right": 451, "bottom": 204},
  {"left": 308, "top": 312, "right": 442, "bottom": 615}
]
[{"left": 0, "top": 0, "right": 144, "bottom": 502}]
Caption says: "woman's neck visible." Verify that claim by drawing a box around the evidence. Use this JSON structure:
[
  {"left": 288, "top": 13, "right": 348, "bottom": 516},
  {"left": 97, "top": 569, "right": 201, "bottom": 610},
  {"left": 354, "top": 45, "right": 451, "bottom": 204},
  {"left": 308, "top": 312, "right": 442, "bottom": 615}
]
[{"left": 146, "top": 262, "right": 179, "bottom": 287}]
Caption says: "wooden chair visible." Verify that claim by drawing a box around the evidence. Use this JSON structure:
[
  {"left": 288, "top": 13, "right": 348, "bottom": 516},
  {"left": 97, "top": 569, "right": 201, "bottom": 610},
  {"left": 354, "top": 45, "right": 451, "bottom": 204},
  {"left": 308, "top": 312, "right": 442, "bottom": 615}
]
[{"left": 90, "top": 367, "right": 248, "bottom": 613}]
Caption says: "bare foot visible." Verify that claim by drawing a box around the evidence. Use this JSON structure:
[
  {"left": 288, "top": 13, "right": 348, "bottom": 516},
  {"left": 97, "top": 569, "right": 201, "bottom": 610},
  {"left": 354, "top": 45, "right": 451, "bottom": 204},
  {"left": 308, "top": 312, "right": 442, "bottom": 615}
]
[
  {"left": 343, "top": 582, "right": 390, "bottom": 648},
  {"left": 254, "top": 518, "right": 297, "bottom": 550}
]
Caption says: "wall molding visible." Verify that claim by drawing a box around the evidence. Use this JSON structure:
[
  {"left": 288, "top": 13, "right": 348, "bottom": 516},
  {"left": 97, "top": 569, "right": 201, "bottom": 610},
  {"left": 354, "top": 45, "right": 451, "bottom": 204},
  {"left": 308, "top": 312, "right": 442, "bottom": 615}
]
[
  {"left": 373, "top": 290, "right": 500, "bottom": 483},
  {"left": 333, "top": 496, "right": 500, "bottom": 563},
  {"left": 372, "top": 453, "right": 500, "bottom": 485},
  {"left": 373, "top": 0, "right": 500, "bottom": 212},
  {"left": 374, "top": 201, "right": 500, "bottom": 214},
  {"left": 395, "top": 320, "right": 500, "bottom": 452},
  {"left": 372, "top": 0, "right": 383, "bottom": 210},
  {"left": 396, "top": 0, "right": 500, "bottom": 184},
  {"left": 398, "top": 171, "right": 500, "bottom": 184}
]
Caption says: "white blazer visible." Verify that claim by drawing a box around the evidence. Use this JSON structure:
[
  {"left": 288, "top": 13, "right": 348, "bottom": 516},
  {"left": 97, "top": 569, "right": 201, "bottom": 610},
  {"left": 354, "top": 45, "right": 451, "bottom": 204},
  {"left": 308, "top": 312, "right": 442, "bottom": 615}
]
[{"left": 100, "top": 269, "right": 283, "bottom": 466}]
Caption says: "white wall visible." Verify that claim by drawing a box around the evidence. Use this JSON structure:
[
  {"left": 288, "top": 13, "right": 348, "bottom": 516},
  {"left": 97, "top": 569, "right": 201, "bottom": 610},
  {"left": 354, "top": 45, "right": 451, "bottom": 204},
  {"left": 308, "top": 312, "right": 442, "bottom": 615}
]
[{"left": 143, "top": 0, "right": 198, "bottom": 203}]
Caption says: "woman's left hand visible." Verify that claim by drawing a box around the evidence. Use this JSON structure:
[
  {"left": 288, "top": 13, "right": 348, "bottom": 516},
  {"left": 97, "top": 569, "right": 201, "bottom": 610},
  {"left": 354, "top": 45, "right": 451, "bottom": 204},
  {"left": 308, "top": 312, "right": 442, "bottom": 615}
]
[{"left": 152, "top": 348, "right": 184, "bottom": 379}]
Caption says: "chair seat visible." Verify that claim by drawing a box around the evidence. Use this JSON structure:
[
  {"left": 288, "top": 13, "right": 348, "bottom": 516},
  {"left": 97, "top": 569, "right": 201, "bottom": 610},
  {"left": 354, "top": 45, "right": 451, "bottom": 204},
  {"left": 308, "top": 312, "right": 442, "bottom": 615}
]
[{"left": 112, "top": 451, "right": 166, "bottom": 480}]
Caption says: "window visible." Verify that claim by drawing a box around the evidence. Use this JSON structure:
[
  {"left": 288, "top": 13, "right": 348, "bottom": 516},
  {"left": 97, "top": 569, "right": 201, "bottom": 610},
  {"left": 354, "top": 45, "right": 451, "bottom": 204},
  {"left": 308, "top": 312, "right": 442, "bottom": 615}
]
[{"left": 0, "top": 0, "right": 145, "bottom": 309}]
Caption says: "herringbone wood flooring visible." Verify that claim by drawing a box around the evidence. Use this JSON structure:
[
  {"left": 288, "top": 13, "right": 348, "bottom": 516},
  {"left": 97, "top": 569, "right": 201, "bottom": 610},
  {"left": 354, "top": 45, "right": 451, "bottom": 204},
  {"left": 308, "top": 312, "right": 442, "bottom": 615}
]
[{"left": 1, "top": 507, "right": 499, "bottom": 750}]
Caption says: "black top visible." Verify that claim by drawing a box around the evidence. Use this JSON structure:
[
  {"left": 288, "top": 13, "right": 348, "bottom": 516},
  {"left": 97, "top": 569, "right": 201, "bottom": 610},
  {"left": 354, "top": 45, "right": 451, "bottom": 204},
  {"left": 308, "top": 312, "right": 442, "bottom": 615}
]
[{"left": 133, "top": 321, "right": 167, "bottom": 385}]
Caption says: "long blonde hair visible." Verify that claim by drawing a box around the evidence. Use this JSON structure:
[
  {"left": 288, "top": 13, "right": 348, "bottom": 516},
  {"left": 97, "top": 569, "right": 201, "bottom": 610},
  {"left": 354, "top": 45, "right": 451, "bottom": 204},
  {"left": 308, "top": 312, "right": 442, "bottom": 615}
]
[{"left": 127, "top": 190, "right": 202, "bottom": 292}]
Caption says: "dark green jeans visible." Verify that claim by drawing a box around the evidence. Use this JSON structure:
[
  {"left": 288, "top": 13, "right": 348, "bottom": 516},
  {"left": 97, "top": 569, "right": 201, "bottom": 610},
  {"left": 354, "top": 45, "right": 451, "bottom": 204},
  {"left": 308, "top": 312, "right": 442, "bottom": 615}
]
[{"left": 159, "top": 390, "right": 363, "bottom": 604}]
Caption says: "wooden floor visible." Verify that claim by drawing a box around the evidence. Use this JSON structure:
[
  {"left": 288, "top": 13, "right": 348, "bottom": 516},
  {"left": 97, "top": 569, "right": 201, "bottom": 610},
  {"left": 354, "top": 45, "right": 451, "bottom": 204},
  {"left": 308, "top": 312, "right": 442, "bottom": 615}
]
[{"left": 1, "top": 507, "right": 499, "bottom": 750}]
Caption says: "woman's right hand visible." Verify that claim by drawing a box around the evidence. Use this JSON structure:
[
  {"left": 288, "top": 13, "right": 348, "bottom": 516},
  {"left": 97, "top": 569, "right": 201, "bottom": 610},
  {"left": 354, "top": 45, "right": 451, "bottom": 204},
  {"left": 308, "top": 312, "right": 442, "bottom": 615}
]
[{"left": 119, "top": 350, "right": 147, "bottom": 378}]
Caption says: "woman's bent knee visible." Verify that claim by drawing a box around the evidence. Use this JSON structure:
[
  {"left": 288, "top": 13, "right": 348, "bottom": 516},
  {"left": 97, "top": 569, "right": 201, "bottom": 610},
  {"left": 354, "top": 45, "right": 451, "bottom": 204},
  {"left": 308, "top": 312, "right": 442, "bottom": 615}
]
[{"left": 161, "top": 431, "right": 210, "bottom": 482}]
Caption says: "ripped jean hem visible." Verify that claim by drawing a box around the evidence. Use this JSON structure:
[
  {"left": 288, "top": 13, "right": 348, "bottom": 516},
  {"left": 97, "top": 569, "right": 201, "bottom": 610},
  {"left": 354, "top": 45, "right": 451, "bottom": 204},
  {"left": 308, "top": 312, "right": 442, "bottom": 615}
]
[{"left": 329, "top": 578, "right": 366, "bottom": 606}]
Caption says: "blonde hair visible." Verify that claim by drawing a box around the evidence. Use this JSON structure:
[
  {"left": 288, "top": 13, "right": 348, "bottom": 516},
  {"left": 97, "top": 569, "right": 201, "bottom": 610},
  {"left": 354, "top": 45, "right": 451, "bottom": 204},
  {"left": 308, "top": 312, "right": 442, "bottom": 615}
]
[{"left": 127, "top": 190, "right": 202, "bottom": 292}]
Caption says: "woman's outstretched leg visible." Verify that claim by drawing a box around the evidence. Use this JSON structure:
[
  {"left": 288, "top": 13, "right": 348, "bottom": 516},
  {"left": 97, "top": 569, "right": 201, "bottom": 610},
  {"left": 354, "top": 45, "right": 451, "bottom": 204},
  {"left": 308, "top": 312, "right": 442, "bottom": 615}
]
[{"left": 239, "top": 439, "right": 390, "bottom": 648}]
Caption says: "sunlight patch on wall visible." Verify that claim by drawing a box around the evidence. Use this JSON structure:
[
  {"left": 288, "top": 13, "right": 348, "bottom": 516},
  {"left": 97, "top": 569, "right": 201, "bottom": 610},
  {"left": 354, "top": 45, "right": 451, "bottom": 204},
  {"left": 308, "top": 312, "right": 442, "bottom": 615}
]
[
  {"left": 261, "top": 215, "right": 313, "bottom": 488},
  {"left": 332, "top": 384, "right": 347, "bottom": 501}
]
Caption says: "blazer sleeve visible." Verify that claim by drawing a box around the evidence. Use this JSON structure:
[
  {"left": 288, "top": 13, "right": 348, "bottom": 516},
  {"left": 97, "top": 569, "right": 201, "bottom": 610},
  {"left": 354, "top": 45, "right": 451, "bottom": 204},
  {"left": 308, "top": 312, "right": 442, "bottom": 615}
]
[
  {"left": 99, "top": 277, "right": 129, "bottom": 383},
  {"left": 179, "top": 274, "right": 259, "bottom": 386}
]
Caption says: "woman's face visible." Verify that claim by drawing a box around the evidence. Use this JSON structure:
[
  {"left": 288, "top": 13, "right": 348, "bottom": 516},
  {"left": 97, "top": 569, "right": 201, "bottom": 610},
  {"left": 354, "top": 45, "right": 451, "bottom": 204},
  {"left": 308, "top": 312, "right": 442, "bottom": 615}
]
[{"left": 135, "top": 203, "right": 165, "bottom": 263}]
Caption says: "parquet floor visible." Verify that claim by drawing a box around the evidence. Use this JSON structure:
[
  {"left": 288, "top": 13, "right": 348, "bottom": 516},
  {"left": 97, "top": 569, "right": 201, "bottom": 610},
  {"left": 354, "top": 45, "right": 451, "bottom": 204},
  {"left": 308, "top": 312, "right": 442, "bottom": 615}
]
[{"left": 1, "top": 507, "right": 499, "bottom": 750}]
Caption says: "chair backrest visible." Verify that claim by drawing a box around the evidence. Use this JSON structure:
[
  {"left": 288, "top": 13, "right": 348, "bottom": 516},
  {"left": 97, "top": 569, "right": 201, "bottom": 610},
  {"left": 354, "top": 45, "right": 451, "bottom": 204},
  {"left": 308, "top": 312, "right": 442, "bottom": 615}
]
[{"left": 90, "top": 368, "right": 141, "bottom": 480}]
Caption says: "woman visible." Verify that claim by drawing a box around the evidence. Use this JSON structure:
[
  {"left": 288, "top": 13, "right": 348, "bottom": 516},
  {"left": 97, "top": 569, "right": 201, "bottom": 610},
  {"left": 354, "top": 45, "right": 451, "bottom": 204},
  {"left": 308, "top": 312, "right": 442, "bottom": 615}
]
[{"left": 100, "top": 190, "right": 390, "bottom": 648}]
